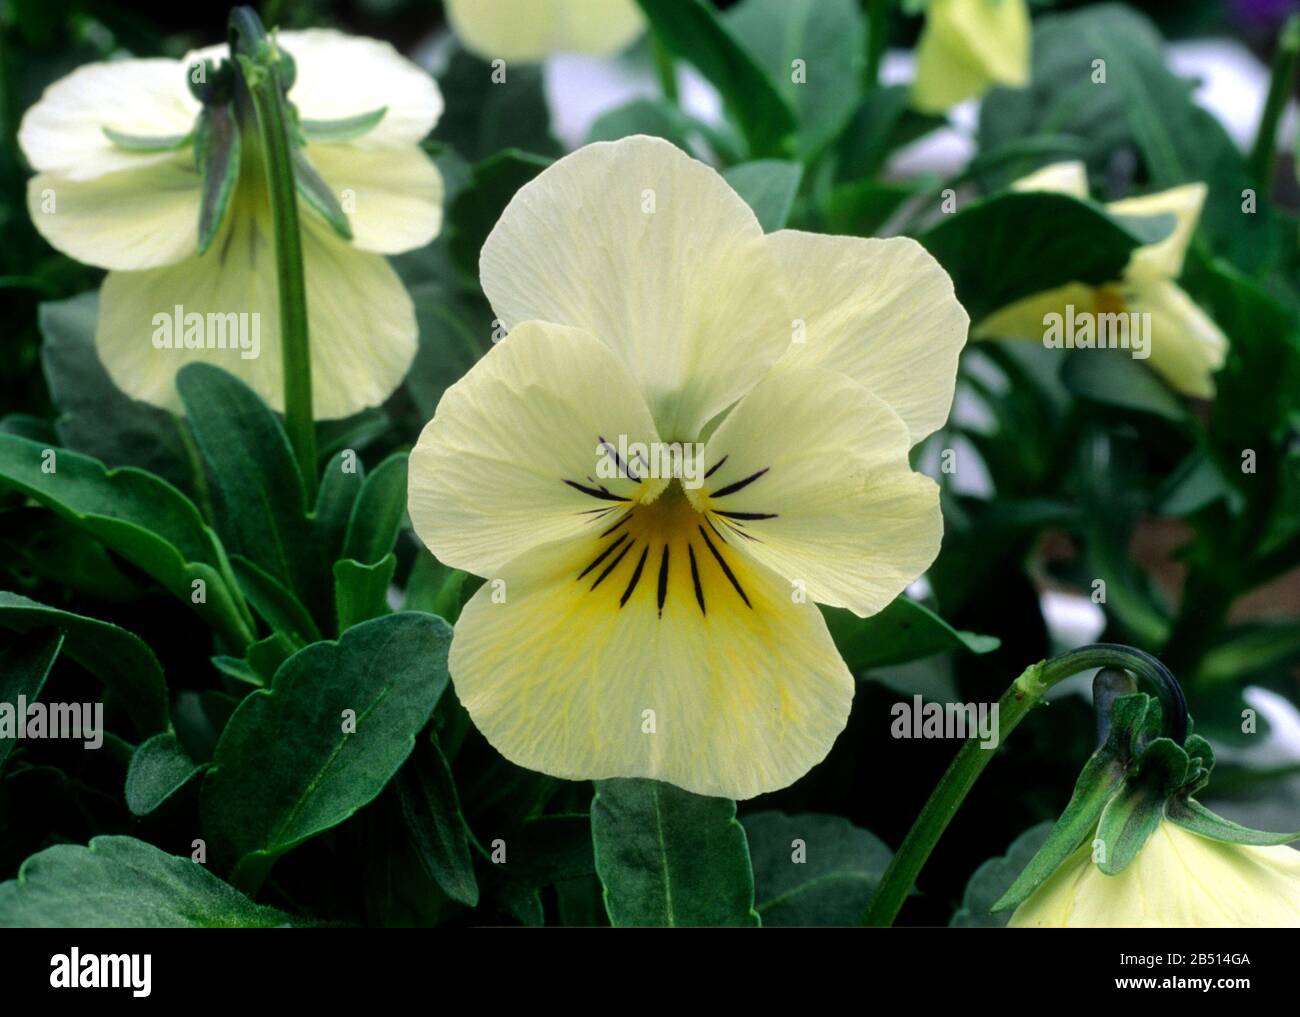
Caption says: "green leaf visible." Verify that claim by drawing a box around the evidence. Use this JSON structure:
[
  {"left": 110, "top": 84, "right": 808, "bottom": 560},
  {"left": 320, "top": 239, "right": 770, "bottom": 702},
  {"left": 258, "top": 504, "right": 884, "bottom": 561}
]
[
  {"left": 431, "top": 48, "right": 561, "bottom": 162},
  {"left": 952, "top": 821, "right": 1053, "bottom": 927},
  {"left": 195, "top": 104, "right": 241, "bottom": 255},
  {"left": 0, "top": 433, "right": 253, "bottom": 648},
  {"left": 333, "top": 554, "right": 396, "bottom": 630},
  {"left": 230, "top": 554, "right": 320, "bottom": 644},
  {"left": 39, "top": 292, "right": 194, "bottom": 495},
  {"left": 742, "top": 811, "right": 892, "bottom": 926},
  {"left": 300, "top": 106, "right": 386, "bottom": 142},
  {"left": 722, "top": 159, "right": 803, "bottom": 232},
  {"left": 0, "top": 632, "right": 63, "bottom": 770},
  {"left": 342, "top": 452, "right": 408, "bottom": 565},
  {"left": 125, "top": 733, "right": 202, "bottom": 816},
  {"left": 1165, "top": 798, "right": 1300, "bottom": 847},
  {"left": 0, "top": 592, "right": 168, "bottom": 736},
  {"left": 201, "top": 612, "right": 452, "bottom": 892},
  {"left": 823, "top": 595, "right": 999, "bottom": 673},
  {"left": 1095, "top": 737, "right": 1189, "bottom": 875},
  {"left": 591, "top": 778, "right": 759, "bottom": 927},
  {"left": 0, "top": 836, "right": 295, "bottom": 927},
  {"left": 395, "top": 732, "right": 478, "bottom": 907},
  {"left": 587, "top": 97, "right": 703, "bottom": 152},
  {"left": 403, "top": 549, "right": 471, "bottom": 622},
  {"left": 448, "top": 149, "right": 551, "bottom": 278},
  {"left": 634, "top": 0, "right": 796, "bottom": 158},
  {"left": 1061, "top": 348, "right": 1190, "bottom": 424},
  {"left": 920, "top": 192, "right": 1155, "bottom": 323},
  {"left": 1199, "top": 622, "right": 1300, "bottom": 686},
  {"left": 725, "top": 0, "right": 865, "bottom": 158},
  {"left": 102, "top": 125, "right": 193, "bottom": 151}
]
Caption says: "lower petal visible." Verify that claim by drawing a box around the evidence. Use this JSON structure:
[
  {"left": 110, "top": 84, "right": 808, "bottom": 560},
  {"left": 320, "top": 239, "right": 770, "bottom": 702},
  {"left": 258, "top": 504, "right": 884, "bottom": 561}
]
[{"left": 1138, "top": 279, "right": 1227, "bottom": 399}]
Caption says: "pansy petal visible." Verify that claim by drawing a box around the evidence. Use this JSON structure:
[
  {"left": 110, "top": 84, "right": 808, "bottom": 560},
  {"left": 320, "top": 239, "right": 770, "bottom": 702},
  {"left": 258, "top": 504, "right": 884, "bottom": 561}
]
[
  {"left": 698, "top": 365, "right": 941, "bottom": 618},
  {"left": 771, "top": 231, "right": 968, "bottom": 444},
  {"left": 448, "top": 531, "right": 853, "bottom": 800},
  {"left": 18, "top": 58, "right": 198, "bottom": 181},
  {"left": 445, "top": 0, "right": 645, "bottom": 62},
  {"left": 913, "top": 0, "right": 1030, "bottom": 112},
  {"left": 1011, "top": 160, "right": 1090, "bottom": 199},
  {"left": 305, "top": 141, "right": 443, "bottom": 253},
  {"left": 95, "top": 203, "right": 416, "bottom": 420},
  {"left": 27, "top": 158, "right": 200, "bottom": 271},
  {"left": 1137, "top": 279, "right": 1227, "bottom": 399},
  {"left": 973, "top": 283, "right": 1098, "bottom": 340},
  {"left": 1107, "top": 183, "right": 1206, "bottom": 282},
  {"left": 480, "top": 135, "right": 792, "bottom": 439},
  {"left": 409, "top": 321, "right": 664, "bottom": 577}
]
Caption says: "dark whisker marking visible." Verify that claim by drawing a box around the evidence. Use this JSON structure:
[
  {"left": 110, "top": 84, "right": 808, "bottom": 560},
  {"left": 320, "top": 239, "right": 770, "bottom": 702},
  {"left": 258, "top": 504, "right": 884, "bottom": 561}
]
[
  {"left": 563, "top": 479, "right": 630, "bottom": 503},
  {"left": 620, "top": 546, "right": 650, "bottom": 608},
  {"left": 703, "top": 455, "right": 728, "bottom": 479},
  {"left": 721, "top": 518, "right": 762, "bottom": 542},
  {"left": 710, "top": 467, "right": 769, "bottom": 498},
  {"left": 591, "top": 540, "right": 635, "bottom": 590},
  {"left": 688, "top": 544, "right": 706, "bottom": 616},
  {"left": 599, "top": 512, "right": 633, "bottom": 537},
  {"left": 706, "top": 517, "right": 729, "bottom": 543},
  {"left": 698, "top": 526, "right": 752, "bottom": 608},
  {"left": 578, "top": 506, "right": 617, "bottom": 516},
  {"left": 597, "top": 435, "right": 642, "bottom": 481},
  {"left": 715, "top": 510, "right": 779, "bottom": 521},
  {"left": 577, "top": 532, "right": 629, "bottom": 580},
  {"left": 656, "top": 545, "right": 670, "bottom": 618}
]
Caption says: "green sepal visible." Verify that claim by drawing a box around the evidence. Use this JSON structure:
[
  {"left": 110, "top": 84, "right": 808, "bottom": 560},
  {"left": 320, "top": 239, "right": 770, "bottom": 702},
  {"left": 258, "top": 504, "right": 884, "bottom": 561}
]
[
  {"left": 102, "top": 126, "right": 194, "bottom": 153},
  {"left": 300, "top": 107, "right": 387, "bottom": 142},
  {"left": 195, "top": 104, "right": 242, "bottom": 255},
  {"left": 292, "top": 147, "right": 352, "bottom": 240},
  {"left": 1095, "top": 737, "right": 1189, "bottom": 875},
  {"left": 245, "top": 630, "right": 297, "bottom": 684},
  {"left": 1165, "top": 797, "right": 1300, "bottom": 847},
  {"left": 992, "top": 693, "right": 1152, "bottom": 912}
]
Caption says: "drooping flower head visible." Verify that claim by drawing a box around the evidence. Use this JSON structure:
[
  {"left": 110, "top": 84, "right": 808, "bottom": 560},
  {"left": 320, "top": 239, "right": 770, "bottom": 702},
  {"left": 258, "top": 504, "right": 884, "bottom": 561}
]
[
  {"left": 976, "top": 161, "right": 1228, "bottom": 398},
  {"left": 912, "top": 0, "right": 1031, "bottom": 113},
  {"left": 20, "top": 29, "right": 444, "bottom": 418},
  {"left": 445, "top": 0, "right": 645, "bottom": 63},
  {"left": 408, "top": 136, "right": 968, "bottom": 800}
]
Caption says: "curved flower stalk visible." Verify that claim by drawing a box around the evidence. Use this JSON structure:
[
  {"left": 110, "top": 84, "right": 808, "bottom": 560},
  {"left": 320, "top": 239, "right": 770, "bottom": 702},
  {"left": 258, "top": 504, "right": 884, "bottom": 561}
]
[
  {"left": 408, "top": 135, "right": 969, "bottom": 801},
  {"left": 1009, "top": 820, "right": 1300, "bottom": 927},
  {"left": 19, "top": 28, "right": 444, "bottom": 419},
  {"left": 975, "top": 161, "right": 1228, "bottom": 398},
  {"left": 912, "top": 0, "right": 1031, "bottom": 113},
  {"left": 444, "top": 0, "right": 645, "bottom": 63}
]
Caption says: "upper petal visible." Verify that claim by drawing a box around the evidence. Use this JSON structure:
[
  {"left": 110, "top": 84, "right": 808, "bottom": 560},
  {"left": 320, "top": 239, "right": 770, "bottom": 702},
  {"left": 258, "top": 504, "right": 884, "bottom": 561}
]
[
  {"left": 18, "top": 58, "right": 198, "bottom": 181},
  {"left": 480, "top": 135, "right": 793, "bottom": 439},
  {"left": 1108, "top": 183, "right": 1207, "bottom": 282},
  {"left": 95, "top": 200, "right": 416, "bottom": 420},
  {"left": 408, "top": 320, "right": 663, "bottom": 577},
  {"left": 27, "top": 157, "right": 200, "bottom": 271},
  {"left": 447, "top": 528, "right": 854, "bottom": 800},
  {"left": 913, "top": 0, "right": 1030, "bottom": 112},
  {"left": 305, "top": 141, "right": 443, "bottom": 253},
  {"left": 1011, "top": 160, "right": 1090, "bottom": 199},
  {"left": 699, "top": 365, "right": 942, "bottom": 617},
  {"left": 771, "top": 231, "right": 968, "bottom": 444},
  {"left": 1135, "top": 278, "right": 1228, "bottom": 399},
  {"left": 445, "top": 0, "right": 645, "bottom": 62}
]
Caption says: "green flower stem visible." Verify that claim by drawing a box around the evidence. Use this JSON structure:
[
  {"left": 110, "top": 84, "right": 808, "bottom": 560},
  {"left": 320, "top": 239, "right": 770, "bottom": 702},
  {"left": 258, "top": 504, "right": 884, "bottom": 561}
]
[
  {"left": 1248, "top": 13, "right": 1300, "bottom": 190},
  {"left": 651, "top": 32, "right": 678, "bottom": 105},
  {"left": 231, "top": 9, "right": 319, "bottom": 503},
  {"left": 861, "top": 643, "right": 1186, "bottom": 927}
]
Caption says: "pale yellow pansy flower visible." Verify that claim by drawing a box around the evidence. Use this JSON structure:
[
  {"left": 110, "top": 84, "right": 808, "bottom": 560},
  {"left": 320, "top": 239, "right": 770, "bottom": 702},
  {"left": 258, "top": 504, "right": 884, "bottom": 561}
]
[
  {"left": 19, "top": 29, "right": 444, "bottom": 419},
  {"left": 912, "top": 0, "right": 1031, "bottom": 113},
  {"left": 445, "top": 0, "right": 645, "bottom": 63},
  {"left": 1010, "top": 820, "right": 1300, "bottom": 927},
  {"left": 408, "top": 136, "right": 968, "bottom": 800},
  {"left": 975, "top": 160, "right": 1228, "bottom": 398}
]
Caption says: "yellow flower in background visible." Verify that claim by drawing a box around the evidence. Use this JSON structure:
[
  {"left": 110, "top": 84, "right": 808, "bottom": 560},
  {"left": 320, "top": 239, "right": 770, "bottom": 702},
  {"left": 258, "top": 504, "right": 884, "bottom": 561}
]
[
  {"left": 20, "top": 29, "right": 444, "bottom": 419},
  {"left": 912, "top": 0, "right": 1031, "bottom": 113},
  {"left": 975, "top": 161, "right": 1228, "bottom": 398},
  {"left": 1010, "top": 820, "right": 1300, "bottom": 927},
  {"left": 408, "top": 135, "right": 968, "bottom": 800},
  {"left": 445, "top": 0, "right": 645, "bottom": 63}
]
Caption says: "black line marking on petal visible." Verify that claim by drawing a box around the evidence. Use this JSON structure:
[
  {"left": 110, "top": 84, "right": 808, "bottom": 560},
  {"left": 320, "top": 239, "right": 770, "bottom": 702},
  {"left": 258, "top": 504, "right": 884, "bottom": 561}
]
[
  {"left": 563, "top": 479, "right": 630, "bottom": 502},
  {"left": 704, "top": 455, "right": 728, "bottom": 479},
  {"left": 710, "top": 467, "right": 769, "bottom": 498},
  {"left": 720, "top": 518, "right": 762, "bottom": 542},
  {"left": 578, "top": 506, "right": 617, "bottom": 516},
  {"left": 599, "top": 512, "right": 633, "bottom": 537},
  {"left": 706, "top": 516, "right": 729, "bottom": 543},
  {"left": 698, "top": 526, "right": 752, "bottom": 608},
  {"left": 715, "top": 510, "right": 778, "bottom": 521},
  {"left": 656, "top": 545, "right": 669, "bottom": 618},
  {"left": 591, "top": 540, "right": 635, "bottom": 590},
  {"left": 598, "top": 435, "right": 642, "bottom": 481},
  {"left": 620, "top": 546, "right": 650, "bottom": 608},
  {"left": 577, "top": 532, "right": 630, "bottom": 580},
  {"left": 688, "top": 544, "right": 706, "bottom": 616}
]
